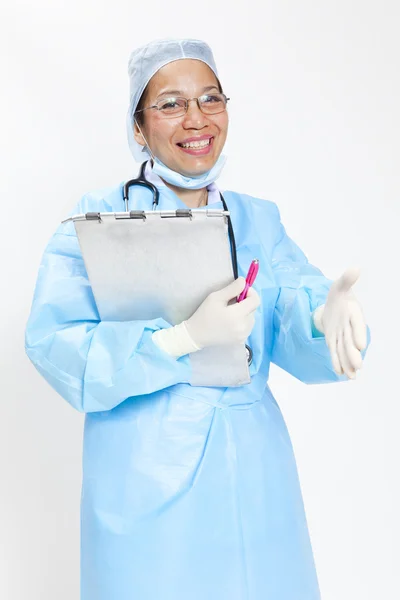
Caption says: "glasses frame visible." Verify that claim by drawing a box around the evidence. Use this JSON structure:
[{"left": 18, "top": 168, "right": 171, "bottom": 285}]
[{"left": 135, "top": 93, "right": 230, "bottom": 119}]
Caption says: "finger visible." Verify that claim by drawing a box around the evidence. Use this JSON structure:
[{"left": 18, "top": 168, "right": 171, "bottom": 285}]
[
  {"left": 247, "top": 304, "right": 259, "bottom": 316},
  {"left": 335, "top": 267, "right": 361, "bottom": 294},
  {"left": 243, "top": 312, "right": 256, "bottom": 333},
  {"left": 218, "top": 277, "right": 246, "bottom": 301},
  {"left": 326, "top": 330, "right": 343, "bottom": 375},
  {"left": 337, "top": 328, "right": 356, "bottom": 379},
  {"left": 244, "top": 286, "right": 260, "bottom": 302},
  {"left": 343, "top": 321, "right": 363, "bottom": 371},
  {"left": 234, "top": 287, "right": 261, "bottom": 314},
  {"left": 349, "top": 302, "right": 368, "bottom": 351}
]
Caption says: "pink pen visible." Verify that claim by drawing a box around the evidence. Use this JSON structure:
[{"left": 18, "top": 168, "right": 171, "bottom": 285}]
[{"left": 237, "top": 259, "right": 259, "bottom": 302}]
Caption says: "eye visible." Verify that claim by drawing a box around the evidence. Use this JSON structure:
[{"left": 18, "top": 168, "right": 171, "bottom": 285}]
[
  {"left": 161, "top": 100, "right": 178, "bottom": 109},
  {"left": 202, "top": 94, "right": 221, "bottom": 103},
  {"left": 158, "top": 97, "right": 184, "bottom": 111}
]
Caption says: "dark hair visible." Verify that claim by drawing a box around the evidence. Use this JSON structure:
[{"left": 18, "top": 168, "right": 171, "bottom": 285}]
[{"left": 134, "top": 78, "right": 223, "bottom": 128}]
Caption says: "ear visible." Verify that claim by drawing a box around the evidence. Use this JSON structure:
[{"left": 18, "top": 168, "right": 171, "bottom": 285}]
[{"left": 133, "top": 120, "right": 146, "bottom": 147}]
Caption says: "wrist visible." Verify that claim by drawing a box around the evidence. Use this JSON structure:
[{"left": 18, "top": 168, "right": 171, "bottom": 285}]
[
  {"left": 152, "top": 321, "right": 203, "bottom": 358},
  {"left": 312, "top": 304, "right": 325, "bottom": 336}
]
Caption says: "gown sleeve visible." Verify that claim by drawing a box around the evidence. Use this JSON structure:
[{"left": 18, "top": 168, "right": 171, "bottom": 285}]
[
  {"left": 25, "top": 195, "right": 191, "bottom": 413},
  {"left": 269, "top": 204, "right": 370, "bottom": 384}
]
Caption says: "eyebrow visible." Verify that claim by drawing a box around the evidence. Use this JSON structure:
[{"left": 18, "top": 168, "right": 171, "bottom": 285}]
[{"left": 155, "top": 85, "right": 220, "bottom": 100}]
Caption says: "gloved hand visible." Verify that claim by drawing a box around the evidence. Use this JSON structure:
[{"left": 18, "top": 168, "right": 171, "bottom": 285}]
[
  {"left": 184, "top": 277, "right": 260, "bottom": 348},
  {"left": 152, "top": 277, "right": 260, "bottom": 358},
  {"left": 312, "top": 267, "right": 368, "bottom": 379}
]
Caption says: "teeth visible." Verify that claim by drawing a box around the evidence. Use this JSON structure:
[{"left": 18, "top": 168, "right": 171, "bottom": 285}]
[{"left": 181, "top": 139, "right": 211, "bottom": 149}]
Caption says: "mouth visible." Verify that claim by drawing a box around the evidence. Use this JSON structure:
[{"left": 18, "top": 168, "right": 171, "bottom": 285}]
[{"left": 176, "top": 136, "right": 214, "bottom": 156}]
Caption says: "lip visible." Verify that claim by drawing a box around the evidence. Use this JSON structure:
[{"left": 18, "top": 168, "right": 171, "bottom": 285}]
[
  {"left": 177, "top": 134, "right": 214, "bottom": 145},
  {"left": 176, "top": 135, "right": 215, "bottom": 156},
  {"left": 177, "top": 136, "right": 214, "bottom": 156}
]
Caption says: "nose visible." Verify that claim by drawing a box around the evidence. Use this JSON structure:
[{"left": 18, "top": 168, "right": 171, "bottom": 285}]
[{"left": 182, "top": 98, "right": 208, "bottom": 129}]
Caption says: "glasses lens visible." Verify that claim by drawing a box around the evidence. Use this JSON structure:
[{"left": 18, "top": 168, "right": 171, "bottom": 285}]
[
  {"left": 199, "top": 94, "right": 227, "bottom": 114},
  {"left": 157, "top": 97, "right": 187, "bottom": 117}
]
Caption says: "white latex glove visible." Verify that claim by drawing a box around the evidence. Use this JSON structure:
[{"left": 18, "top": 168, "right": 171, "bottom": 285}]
[
  {"left": 185, "top": 277, "right": 260, "bottom": 348},
  {"left": 152, "top": 277, "right": 260, "bottom": 358},
  {"left": 312, "top": 267, "right": 368, "bottom": 379}
]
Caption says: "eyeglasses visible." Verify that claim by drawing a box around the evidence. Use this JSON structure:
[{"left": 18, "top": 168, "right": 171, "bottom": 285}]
[{"left": 135, "top": 93, "right": 230, "bottom": 119}]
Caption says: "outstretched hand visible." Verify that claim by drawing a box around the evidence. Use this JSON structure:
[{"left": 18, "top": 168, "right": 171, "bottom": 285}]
[{"left": 313, "top": 267, "right": 367, "bottom": 379}]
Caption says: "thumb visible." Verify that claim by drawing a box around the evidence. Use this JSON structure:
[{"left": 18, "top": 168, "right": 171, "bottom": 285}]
[
  {"left": 217, "top": 277, "right": 246, "bottom": 302},
  {"left": 335, "top": 267, "right": 361, "bottom": 293}
]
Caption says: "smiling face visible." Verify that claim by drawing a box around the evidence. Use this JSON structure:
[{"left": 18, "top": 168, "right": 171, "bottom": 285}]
[{"left": 133, "top": 59, "right": 229, "bottom": 177}]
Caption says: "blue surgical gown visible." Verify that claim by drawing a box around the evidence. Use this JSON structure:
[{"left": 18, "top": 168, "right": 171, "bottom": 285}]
[{"left": 25, "top": 182, "right": 367, "bottom": 600}]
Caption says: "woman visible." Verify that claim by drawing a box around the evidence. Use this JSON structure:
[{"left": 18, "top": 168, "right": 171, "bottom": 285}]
[{"left": 25, "top": 38, "right": 369, "bottom": 600}]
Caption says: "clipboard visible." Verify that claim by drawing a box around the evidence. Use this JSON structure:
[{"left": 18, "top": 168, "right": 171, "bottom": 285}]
[{"left": 63, "top": 208, "right": 250, "bottom": 387}]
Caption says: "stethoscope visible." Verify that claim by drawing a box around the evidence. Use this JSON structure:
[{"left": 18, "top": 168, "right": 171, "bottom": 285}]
[{"left": 123, "top": 161, "right": 253, "bottom": 366}]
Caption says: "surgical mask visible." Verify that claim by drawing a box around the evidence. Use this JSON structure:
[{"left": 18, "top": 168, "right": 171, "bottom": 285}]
[
  {"left": 151, "top": 153, "right": 227, "bottom": 190},
  {"left": 136, "top": 121, "right": 227, "bottom": 190}
]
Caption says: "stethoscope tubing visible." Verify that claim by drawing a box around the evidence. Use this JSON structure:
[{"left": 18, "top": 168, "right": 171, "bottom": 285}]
[{"left": 122, "top": 161, "right": 252, "bottom": 365}]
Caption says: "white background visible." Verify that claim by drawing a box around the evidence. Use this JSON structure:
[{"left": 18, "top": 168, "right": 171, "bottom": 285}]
[{"left": 1, "top": 1, "right": 398, "bottom": 598}]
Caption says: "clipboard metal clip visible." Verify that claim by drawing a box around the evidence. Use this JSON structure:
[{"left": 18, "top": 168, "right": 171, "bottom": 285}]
[
  {"left": 175, "top": 209, "right": 193, "bottom": 219},
  {"left": 85, "top": 212, "right": 102, "bottom": 223},
  {"left": 115, "top": 211, "right": 147, "bottom": 221},
  {"left": 160, "top": 209, "right": 193, "bottom": 220}
]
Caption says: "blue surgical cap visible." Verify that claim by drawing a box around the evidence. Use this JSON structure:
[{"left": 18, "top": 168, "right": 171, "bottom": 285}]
[{"left": 126, "top": 38, "right": 221, "bottom": 163}]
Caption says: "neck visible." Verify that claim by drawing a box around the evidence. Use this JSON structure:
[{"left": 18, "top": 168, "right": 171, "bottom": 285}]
[{"left": 160, "top": 179, "right": 208, "bottom": 208}]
